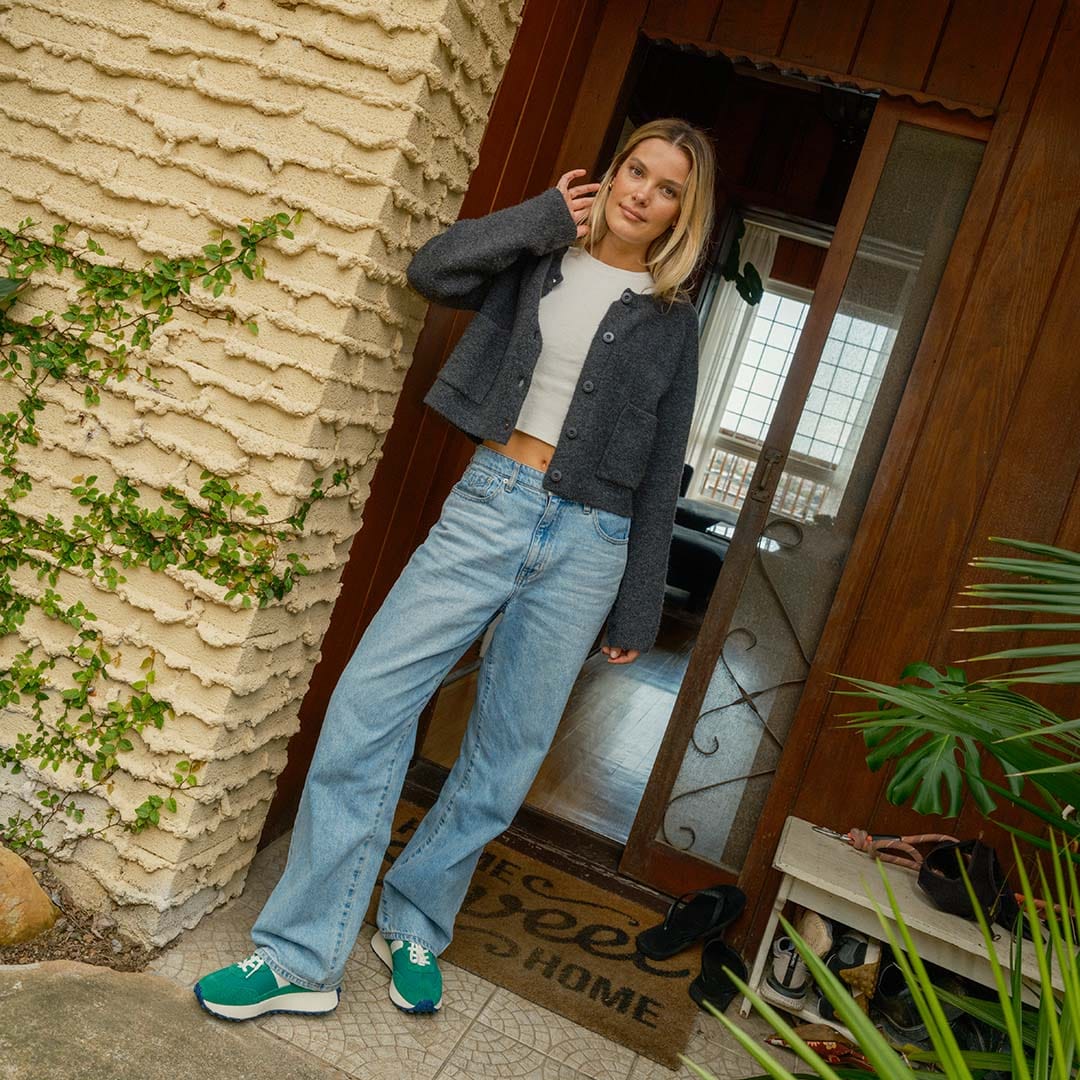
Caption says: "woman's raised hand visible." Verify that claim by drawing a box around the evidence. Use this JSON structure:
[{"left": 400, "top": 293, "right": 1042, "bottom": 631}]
[{"left": 557, "top": 169, "right": 601, "bottom": 239}]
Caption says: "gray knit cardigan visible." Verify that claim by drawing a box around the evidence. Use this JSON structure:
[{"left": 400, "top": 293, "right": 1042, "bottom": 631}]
[{"left": 406, "top": 185, "right": 701, "bottom": 654}]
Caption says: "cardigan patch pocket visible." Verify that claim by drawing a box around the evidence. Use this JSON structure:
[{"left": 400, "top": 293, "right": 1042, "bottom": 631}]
[
  {"left": 437, "top": 313, "right": 508, "bottom": 404},
  {"left": 596, "top": 401, "right": 658, "bottom": 489}
]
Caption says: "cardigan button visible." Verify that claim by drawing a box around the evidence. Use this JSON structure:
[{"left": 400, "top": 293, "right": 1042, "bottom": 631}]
[
  {"left": 602, "top": 331, "right": 615, "bottom": 343},
  {"left": 566, "top": 426, "right": 578, "bottom": 438},
  {"left": 621, "top": 291, "right": 632, "bottom": 304},
  {"left": 517, "top": 377, "right": 525, "bottom": 388},
  {"left": 582, "top": 380, "right": 594, "bottom": 393},
  {"left": 549, "top": 469, "right": 562, "bottom": 482}
]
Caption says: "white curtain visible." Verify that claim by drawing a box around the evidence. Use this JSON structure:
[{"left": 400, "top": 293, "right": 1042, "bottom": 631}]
[{"left": 685, "top": 222, "right": 778, "bottom": 495}]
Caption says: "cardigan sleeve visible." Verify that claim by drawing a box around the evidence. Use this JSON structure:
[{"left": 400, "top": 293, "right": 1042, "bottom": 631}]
[
  {"left": 405, "top": 186, "right": 580, "bottom": 310},
  {"left": 604, "top": 305, "right": 701, "bottom": 654}
]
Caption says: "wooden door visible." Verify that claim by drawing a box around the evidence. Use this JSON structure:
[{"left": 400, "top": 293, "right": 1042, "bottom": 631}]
[{"left": 620, "top": 96, "right": 993, "bottom": 905}]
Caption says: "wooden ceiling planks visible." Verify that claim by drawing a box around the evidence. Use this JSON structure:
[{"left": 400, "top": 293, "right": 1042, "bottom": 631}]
[
  {"left": 851, "top": 0, "right": 950, "bottom": 89},
  {"left": 642, "top": 0, "right": 718, "bottom": 40},
  {"left": 781, "top": 0, "right": 873, "bottom": 74},
  {"left": 643, "top": 0, "right": 1036, "bottom": 112},
  {"left": 710, "top": 0, "right": 797, "bottom": 56},
  {"left": 925, "top": 0, "right": 1037, "bottom": 107}
]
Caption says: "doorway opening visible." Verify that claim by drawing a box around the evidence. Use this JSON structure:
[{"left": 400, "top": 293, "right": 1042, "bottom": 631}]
[{"left": 416, "top": 40, "right": 877, "bottom": 850}]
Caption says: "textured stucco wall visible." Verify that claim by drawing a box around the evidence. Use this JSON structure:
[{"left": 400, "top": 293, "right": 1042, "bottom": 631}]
[{"left": 0, "top": 0, "right": 522, "bottom": 944}]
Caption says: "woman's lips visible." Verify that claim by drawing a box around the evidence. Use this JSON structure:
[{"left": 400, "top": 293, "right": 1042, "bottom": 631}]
[{"left": 620, "top": 204, "right": 646, "bottom": 223}]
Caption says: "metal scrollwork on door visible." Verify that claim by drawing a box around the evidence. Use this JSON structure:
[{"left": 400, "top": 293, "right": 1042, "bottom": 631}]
[{"left": 662, "top": 517, "right": 813, "bottom": 864}]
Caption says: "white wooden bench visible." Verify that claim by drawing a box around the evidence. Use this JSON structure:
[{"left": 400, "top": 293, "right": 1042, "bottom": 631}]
[{"left": 741, "top": 815, "right": 1061, "bottom": 1022}]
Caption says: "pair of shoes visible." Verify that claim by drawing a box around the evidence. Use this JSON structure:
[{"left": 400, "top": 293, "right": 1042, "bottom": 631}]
[
  {"left": 193, "top": 933, "right": 443, "bottom": 1020},
  {"left": 636, "top": 884, "right": 748, "bottom": 1016},
  {"left": 636, "top": 885, "right": 746, "bottom": 960},
  {"left": 193, "top": 952, "right": 340, "bottom": 1021},
  {"left": 370, "top": 930, "right": 443, "bottom": 1014}
]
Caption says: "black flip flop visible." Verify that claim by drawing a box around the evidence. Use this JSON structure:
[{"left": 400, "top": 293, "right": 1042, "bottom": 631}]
[
  {"left": 689, "top": 938, "right": 747, "bottom": 1014},
  {"left": 635, "top": 885, "right": 746, "bottom": 960}
]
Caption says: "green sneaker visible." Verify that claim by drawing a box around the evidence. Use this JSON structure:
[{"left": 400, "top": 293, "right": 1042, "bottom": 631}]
[
  {"left": 371, "top": 930, "right": 443, "bottom": 1013},
  {"left": 194, "top": 952, "right": 340, "bottom": 1021}
]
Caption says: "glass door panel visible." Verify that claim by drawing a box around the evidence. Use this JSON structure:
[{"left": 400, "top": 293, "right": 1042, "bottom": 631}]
[{"left": 652, "top": 121, "right": 985, "bottom": 873}]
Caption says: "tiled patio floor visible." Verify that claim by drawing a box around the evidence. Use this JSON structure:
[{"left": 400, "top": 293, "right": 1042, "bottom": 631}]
[{"left": 149, "top": 833, "right": 796, "bottom": 1080}]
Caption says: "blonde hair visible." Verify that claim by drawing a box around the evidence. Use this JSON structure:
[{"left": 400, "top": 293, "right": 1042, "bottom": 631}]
[{"left": 576, "top": 118, "right": 717, "bottom": 311}]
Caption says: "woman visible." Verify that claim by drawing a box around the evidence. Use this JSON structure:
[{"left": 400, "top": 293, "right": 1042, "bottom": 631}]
[{"left": 193, "top": 116, "right": 717, "bottom": 1021}]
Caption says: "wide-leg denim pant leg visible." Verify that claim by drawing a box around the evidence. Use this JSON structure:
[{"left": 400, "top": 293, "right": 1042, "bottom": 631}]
[
  {"left": 377, "top": 453, "right": 630, "bottom": 956},
  {"left": 250, "top": 445, "right": 630, "bottom": 991}
]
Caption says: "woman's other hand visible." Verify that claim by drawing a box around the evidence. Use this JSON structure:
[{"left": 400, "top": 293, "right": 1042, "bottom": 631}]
[
  {"left": 557, "top": 169, "right": 601, "bottom": 239},
  {"left": 601, "top": 645, "right": 640, "bottom": 665}
]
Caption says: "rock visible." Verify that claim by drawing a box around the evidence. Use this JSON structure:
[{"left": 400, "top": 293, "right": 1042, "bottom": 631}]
[{"left": 0, "top": 846, "right": 58, "bottom": 945}]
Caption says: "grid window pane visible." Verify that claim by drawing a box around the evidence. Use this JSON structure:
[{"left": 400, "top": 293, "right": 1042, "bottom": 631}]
[{"left": 709, "top": 286, "right": 893, "bottom": 484}]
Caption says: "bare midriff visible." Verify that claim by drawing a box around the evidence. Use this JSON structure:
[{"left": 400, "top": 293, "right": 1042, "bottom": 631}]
[{"left": 481, "top": 429, "right": 556, "bottom": 472}]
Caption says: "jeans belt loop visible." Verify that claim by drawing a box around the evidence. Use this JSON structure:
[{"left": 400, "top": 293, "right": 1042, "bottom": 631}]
[{"left": 505, "top": 462, "right": 519, "bottom": 492}]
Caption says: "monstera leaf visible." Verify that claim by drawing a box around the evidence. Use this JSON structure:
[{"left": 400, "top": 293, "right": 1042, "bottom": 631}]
[
  {"left": 834, "top": 538, "right": 1080, "bottom": 835},
  {"left": 836, "top": 660, "right": 1080, "bottom": 820}
]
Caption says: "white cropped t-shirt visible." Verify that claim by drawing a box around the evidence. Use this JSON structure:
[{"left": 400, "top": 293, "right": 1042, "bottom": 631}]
[{"left": 514, "top": 246, "right": 654, "bottom": 447}]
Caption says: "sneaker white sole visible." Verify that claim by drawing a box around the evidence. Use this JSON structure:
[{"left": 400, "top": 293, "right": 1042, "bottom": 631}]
[
  {"left": 194, "top": 983, "right": 340, "bottom": 1021},
  {"left": 370, "top": 930, "right": 443, "bottom": 1013}
]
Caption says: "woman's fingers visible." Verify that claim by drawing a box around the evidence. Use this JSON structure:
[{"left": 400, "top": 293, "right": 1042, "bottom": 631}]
[
  {"left": 558, "top": 172, "right": 601, "bottom": 223},
  {"left": 557, "top": 168, "right": 587, "bottom": 192}
]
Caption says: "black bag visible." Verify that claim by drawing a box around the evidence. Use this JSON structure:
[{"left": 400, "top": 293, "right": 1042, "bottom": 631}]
[{"left": 917, "top": 839, "right": 1020, "bottom": 931}]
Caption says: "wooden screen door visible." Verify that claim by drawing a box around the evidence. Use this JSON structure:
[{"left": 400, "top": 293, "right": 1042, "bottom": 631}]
[{"left": 619, "top": 95, "right": 992, "bottom": 898}]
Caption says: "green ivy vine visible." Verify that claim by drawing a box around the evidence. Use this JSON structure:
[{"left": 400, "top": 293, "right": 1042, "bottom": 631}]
[{"left": 0, "top": 211, "right": 349, "bottom": 855}]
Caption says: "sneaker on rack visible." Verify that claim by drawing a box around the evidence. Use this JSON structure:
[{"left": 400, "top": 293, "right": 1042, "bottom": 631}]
[
  {"left": 194, "top": 952, "right": 340, "bottom": 1021},
  {"left": 765, "top": 934, "right": 809, "bottom": 1002},
  {"left": 371, "top": 930, "right": 443, "bottom": 1014}
]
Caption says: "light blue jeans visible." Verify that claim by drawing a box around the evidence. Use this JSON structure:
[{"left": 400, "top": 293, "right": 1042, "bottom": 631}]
[{"left": 250, "top": 445, "right": 630, "bottom": 992}]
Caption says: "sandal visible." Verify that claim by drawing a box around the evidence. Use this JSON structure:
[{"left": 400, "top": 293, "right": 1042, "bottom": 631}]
[
  {"left": 636, "top": 885, "right": 746, "bottom": 960},
  {"left": 689, "top": 938, "right": 748, "bottom": 1014}
]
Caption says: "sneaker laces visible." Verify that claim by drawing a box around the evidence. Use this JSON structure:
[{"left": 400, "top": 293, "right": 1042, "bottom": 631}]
[
  {"left": 238, "top": 953, "right": 265, "bottom": 978},
  {"left": 407, "top": 942, "right": 431, "bottom": 967}
]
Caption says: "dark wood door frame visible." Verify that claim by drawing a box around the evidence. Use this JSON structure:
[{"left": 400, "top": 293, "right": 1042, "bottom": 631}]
[{"left": 619, "top": 98, "right": 993, "bottom": 914}]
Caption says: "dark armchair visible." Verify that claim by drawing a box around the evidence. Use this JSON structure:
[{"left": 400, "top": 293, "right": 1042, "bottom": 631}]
[{"left": 665, "top": 464, "right": 737, "bottom": 612}]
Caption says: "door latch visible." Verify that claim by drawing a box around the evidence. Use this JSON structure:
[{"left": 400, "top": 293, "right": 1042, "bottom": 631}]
[{"left": 749, "top": 446, "right": 785, "bottom": 503}]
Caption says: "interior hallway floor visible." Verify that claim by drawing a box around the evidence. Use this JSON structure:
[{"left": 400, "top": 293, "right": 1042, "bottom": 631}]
[
  {"left": 424, "top": 607, "right": 701, "bottom": 843},
  {"left": 148, "top": 825, "right": 795, "bottom": 1080}
]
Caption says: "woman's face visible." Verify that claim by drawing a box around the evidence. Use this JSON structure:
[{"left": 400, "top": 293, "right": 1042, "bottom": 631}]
[{"left": 603, "top": 137, "right": 691, "bottom": 249}]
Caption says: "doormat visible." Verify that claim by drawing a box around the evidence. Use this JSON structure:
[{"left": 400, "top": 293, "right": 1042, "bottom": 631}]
[{"left": 364, "top": 800, "right": 702, "bottom": 1069}]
